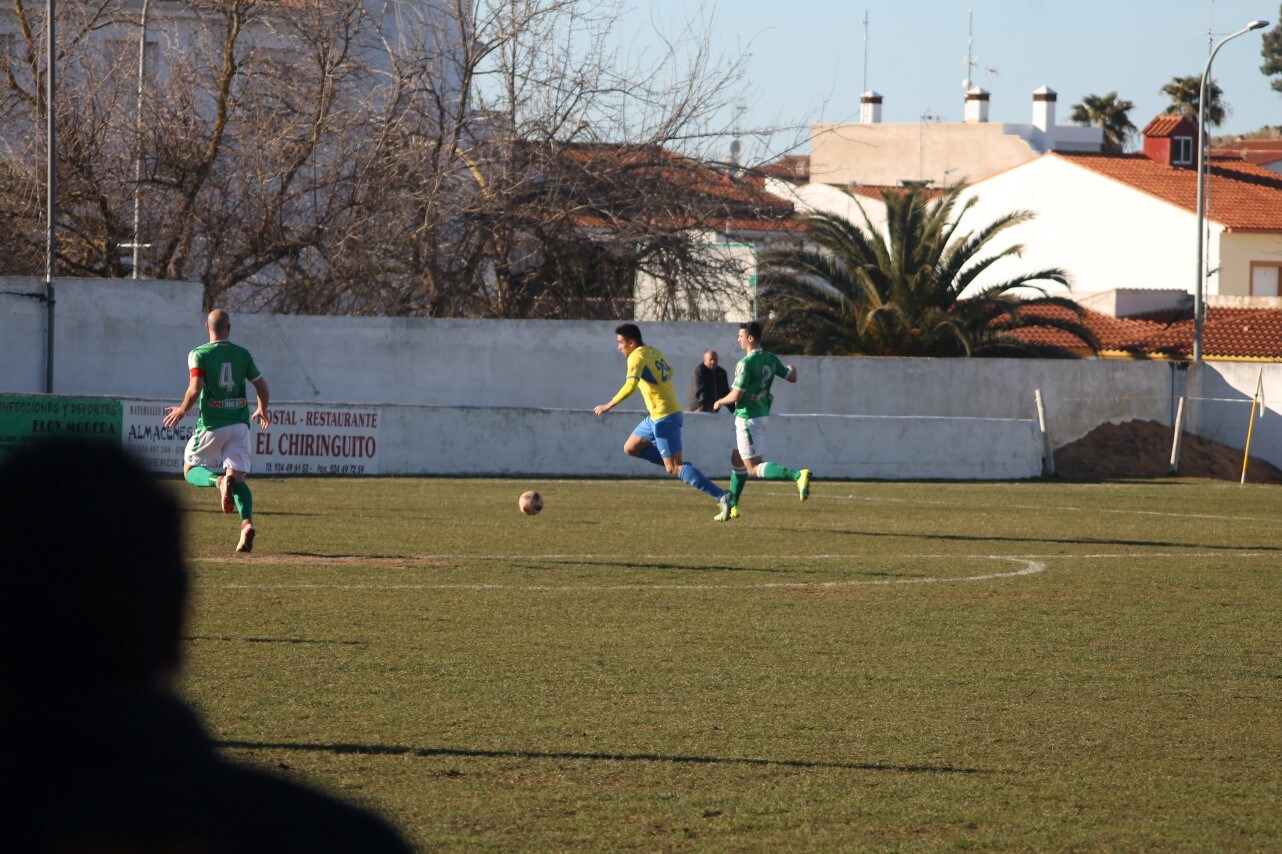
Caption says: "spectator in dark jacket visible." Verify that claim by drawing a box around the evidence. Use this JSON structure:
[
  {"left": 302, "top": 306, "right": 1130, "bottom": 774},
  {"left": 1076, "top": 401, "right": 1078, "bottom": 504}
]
[
  {"left": 0, "top": 437, "right": 414, "bottom": 854},
  {"left": 687, "top": 349, "right": 732, "bottom": 413}
]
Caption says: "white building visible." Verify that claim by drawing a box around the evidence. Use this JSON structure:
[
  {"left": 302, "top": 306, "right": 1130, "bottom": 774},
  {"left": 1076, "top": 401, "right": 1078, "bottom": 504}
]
[
  {"left": 808, "top": 86, "right": 1103, "bottom": 188},
  {"left": 957, "top": 114, "right": 1282, "bottom": 300}
]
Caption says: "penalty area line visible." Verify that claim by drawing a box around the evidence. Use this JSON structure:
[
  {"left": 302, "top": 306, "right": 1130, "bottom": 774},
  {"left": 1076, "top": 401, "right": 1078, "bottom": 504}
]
[{"left": 211, "top": 556, "right": 1048, "bottom": 592}]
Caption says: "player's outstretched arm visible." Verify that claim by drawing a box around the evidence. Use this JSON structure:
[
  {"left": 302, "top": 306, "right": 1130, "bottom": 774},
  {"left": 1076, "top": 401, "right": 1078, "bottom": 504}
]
[
  {"left": 163, "top": 375, "right": 203, "bottom": 428},
  {"left": 251, "top": 377, "right": 270, "bottom": 429},
  {"left": 713, "top": 388, "right": 745, "bottom": 411},
  {"left": 785, "top": 365, "right": 798, "bottom": 383}
]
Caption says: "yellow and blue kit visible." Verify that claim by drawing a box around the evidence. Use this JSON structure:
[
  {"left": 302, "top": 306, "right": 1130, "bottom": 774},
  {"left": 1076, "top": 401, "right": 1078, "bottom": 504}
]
[{"left": 609, "top": 345, "right": 681, "bottom": 420}]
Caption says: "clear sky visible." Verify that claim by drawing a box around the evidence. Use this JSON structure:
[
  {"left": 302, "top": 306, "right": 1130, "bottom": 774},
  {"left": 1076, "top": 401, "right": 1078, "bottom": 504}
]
[{"left": 621, "top": 0, "right": 1282, "bottom": 162}]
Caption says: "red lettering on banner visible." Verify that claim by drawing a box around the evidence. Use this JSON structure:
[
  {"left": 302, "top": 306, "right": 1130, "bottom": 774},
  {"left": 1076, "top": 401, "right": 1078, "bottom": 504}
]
[{"left": 269, "top": 433, "right": 378, "bottom": 458}]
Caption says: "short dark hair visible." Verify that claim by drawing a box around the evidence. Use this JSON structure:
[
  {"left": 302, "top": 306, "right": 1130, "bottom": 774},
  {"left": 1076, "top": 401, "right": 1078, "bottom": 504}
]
[
  {"left": 0, "top": 438, "right": 187, "bottom": 691},
  {"left": 739, "top": 321, "right": 764, "bottom": 341},
  {"left": 615, "top": 323, "right": 643, "bottom": 345}
]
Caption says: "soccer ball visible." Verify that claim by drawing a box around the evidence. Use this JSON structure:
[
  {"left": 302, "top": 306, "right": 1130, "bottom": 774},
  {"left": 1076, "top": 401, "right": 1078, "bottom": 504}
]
[{"left": 518, "top": 490, "right": 543, "bottom": 515}]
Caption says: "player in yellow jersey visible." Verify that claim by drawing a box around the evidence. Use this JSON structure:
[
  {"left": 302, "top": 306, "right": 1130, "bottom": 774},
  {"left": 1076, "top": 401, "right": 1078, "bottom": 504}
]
[{"left": 594, "top": 323, "right": 731, "bottom": 518}]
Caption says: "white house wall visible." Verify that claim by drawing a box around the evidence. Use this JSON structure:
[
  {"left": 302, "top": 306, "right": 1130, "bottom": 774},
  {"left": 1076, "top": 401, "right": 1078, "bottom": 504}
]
[
  {"left": 810, "top": 122, "right": 1038, "bottom": 187},
  {"left": 958, "top": 156, "right": 1211, "bottom": 298},
  {"left": 764, "top": 181, "right": 888, "bottom": 229},
  {"left": 1219, "top": 232, "right": 1282, "bottom": 296}
]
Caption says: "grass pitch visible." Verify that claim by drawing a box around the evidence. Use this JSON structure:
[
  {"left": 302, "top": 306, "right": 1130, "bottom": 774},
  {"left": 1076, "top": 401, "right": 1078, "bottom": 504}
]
[{"left": 175, "top": 476, "right": 1282, "bottom": 850}]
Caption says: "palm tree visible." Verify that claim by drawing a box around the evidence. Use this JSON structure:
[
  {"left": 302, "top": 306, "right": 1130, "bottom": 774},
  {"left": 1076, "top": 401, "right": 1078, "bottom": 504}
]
[
  {"left": 758, "top": 186, "right": 1099, "bottom": 358},
  {"left": 1069, "top": 92, "right": 1137, "bottom": 152},
  {"left": 1262, "top": 17, "right": 1282, "bottom": 93},
  {"left": 1162, "top": 74, "right": 1227, "bottom": 127}
]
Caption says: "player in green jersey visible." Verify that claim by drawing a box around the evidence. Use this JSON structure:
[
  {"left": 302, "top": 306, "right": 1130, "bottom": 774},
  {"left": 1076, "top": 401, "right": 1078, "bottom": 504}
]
[
  {"left": 162, "top": 310, "right": 270, "bottom": 552},
  {"left": 711, "top": 321, "right": 811, "bottom": 520}
]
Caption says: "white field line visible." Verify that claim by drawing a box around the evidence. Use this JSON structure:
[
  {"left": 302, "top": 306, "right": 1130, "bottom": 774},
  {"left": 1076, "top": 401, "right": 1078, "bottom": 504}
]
[
  {"left": 206, "top": 550, "right": 1277, "bottom": 593},
  {"left": 607, "top": 480, "right": 1276, "bottom": 523},
  {"left": 215, "top": 555, "right": 1049, "bottom": 592}
]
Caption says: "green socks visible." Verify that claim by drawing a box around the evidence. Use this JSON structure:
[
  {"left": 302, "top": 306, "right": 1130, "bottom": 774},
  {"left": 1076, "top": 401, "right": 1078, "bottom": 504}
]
[
  {"left": 730, "top": 469, "right": 748, "bottom": 503},
  {"left": 184, "top": 467, "right": 253, "bottom": 521},
  {"left": 233, "top": 481, "right": 253, "bottom": 521},
  {"left": 759, "top": 462, "right": 799, "bottom": 481},
  {"left": 185, "top": 466, "right": 220, "bottom": 488}
]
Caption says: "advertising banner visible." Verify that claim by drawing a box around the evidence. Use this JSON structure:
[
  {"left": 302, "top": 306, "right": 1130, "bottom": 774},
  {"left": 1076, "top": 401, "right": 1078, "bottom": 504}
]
[
  {"left": 122, "top": 400, "right": 193, "bottom": 474},
  {"left": 121, "top": 400, "right": 381, "bottom": 475},
  {"left": 254, "top": 405, "right": 381, "bottom": 475},
  {"left": 0, "top": 395, "right": 122, "bottom": 462}
]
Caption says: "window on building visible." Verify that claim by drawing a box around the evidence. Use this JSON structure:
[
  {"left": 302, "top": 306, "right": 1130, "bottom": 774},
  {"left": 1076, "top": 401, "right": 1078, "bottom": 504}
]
[
  {"left": 1250, "top": 261, "right": 1282, "bottom": 297},
  {"left": 105, "top": 39, "right": 158, "bottom": 72},
  {"left": 1173, "top": 136, "right": 1194, "bottom": 166}
]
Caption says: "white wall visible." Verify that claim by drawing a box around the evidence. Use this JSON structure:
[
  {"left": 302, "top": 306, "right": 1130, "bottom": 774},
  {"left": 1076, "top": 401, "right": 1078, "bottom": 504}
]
[
  {"left": 810, "top": 121, "right": 1038, "bottom": 187},
  {"left": 2, "top": 276, "right": 1175, "bottom": 443},
  {"left": 101, "top": 398, "right": 1042, "bottom": 480},
  {"left": 1186, "top": 362, "right": 1282, "bottom": 468},
  {"left": 11, "top": 276, "right": 1282, "bottom": 476},
  {"left": 1, "top": 276, "right": 203, "bottom": 396},
  {"left": 765, "top": 180, "right": 888, "bottom": 228}
]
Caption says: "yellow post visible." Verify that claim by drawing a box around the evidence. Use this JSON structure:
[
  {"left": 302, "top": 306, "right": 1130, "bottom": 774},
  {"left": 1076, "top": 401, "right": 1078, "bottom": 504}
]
[{"left": 1240, "top": 368, "right": 1265, "bottom": 485}]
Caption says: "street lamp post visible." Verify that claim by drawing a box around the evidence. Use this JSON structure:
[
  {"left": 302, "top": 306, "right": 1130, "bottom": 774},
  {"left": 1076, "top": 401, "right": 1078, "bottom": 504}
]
[
  {"left": 44, "top": 0, "right": 57, "bottom": 393},
  {"left": 1193, "top": 18, "right": 1269, "bottom": 363},
  {"left": 131, "top": 0, "right": 151, "bottom": 279}
]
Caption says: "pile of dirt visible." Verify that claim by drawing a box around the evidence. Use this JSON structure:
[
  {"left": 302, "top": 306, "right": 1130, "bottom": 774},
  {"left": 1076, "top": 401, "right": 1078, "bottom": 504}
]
[{"left": 1054, "top": 419, "right": 1282, "bottom": 483}]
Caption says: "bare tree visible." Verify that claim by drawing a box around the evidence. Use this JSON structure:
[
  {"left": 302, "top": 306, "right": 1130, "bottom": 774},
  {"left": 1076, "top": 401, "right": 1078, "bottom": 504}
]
[{"left": 0, "top": 0, "right": 790, "bottom": 319}]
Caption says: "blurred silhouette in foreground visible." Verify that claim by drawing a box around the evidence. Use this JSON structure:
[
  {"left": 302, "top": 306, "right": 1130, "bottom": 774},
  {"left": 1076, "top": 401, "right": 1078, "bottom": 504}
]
[{"left": 0, "top": 437, "right": 413, "bottom": 853}]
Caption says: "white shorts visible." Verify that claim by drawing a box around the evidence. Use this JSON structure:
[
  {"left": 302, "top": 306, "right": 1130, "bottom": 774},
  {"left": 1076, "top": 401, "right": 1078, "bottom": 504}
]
[
  {"left": 185, "top": 423, "right": 253, "bottom": 474},
  {"left": 734, "top": 416, "right": 768, "bottom": 463}
]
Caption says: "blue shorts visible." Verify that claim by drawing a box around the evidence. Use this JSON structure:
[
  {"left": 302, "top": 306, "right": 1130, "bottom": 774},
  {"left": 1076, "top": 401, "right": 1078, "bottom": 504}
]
[{"left": 633, "top": 411, "right": 683, "bottom": 458}]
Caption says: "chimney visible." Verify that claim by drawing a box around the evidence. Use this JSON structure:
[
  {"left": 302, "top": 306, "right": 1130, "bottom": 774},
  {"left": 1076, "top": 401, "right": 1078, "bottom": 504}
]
[
  {"left": 860, "top": 90, "right": 883, "bottom": 124},
  {"left": 964, "top": 86, "right": 989, "bottom": 123},
  {"left": 1032, "top": 85, "right": 1056, "bottom": 132}
]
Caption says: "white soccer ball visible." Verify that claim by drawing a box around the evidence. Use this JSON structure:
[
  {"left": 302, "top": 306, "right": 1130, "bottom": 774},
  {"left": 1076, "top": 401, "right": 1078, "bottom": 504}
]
[{"left": 518, "top": 490, "right": 543, "bottom": 515}]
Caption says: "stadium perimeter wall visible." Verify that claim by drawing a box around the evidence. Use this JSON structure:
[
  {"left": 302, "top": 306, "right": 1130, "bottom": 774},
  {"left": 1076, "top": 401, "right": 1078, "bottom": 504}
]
[
  {"left": 2, "top": 275, "right": 1277, "bottom": 473},
  {"left": 11, "top": 399, "right": 1034, "bottom": 480}
]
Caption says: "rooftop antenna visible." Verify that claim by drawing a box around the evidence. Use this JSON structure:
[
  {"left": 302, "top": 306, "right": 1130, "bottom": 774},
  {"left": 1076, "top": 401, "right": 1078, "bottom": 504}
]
[
  {"left": 861, "top": 10, "right": 869, "bottom": 96},
  {"left": 727, "top": 103, "right": 746, "bottom": 175},
  {"left": 963, "top": 5, "right": 977, "bottom": 90},
  {"left": 919, "top": 110, "right": 940, "bottom": 181}
]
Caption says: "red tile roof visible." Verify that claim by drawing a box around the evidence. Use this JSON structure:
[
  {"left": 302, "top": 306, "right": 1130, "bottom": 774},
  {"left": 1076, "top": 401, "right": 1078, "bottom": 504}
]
[
  {"left": 758, "top": 155, "right": 811, "bottom": 183},
  {"left": 845, "top": 184, "right": 952, "bottom": 203},
  {"left": 996, "top": 304, "right": 1164, "bottom": 352},
  {"left": 1215, "top": 139, "right": 1282, "bottom": 151},
  {"left": 1140, "top": 115, "right": 1194, "bottom": 137},
  {"left": 1208, "top": 140, "right": 1282, "bottom": 167},
  {"left": 541, "top": 143, "right": 799, "bottom": 235},
  {"left": 1131, "top": 308, "right": 1282, "bottom": 359},
  {"left": 1005, "top": 303, "right": 1282, "bottom": 360},
  {"left": 1054, "top": 151, "right": 1282, "bottom": 231}
]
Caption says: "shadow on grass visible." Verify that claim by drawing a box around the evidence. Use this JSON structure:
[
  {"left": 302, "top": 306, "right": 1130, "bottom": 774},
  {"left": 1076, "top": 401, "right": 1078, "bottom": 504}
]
[
  {"left": 215, "top": 739, "right": 984, "bottom": 775},
  {"left": 276, "top": 552, "right": 424, "bottom": 560},
  {"left": 517, "top": 559, "right": 790, "bottom": 574},
  {"left": 184, "top": 508, "right": 325, "bottom": 517},
  {"left": 830, "top": 528, "right": 1281, "bottom": 552},
  {"left": 187, "top": 635, "right": 366, "bottom": 646}
]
